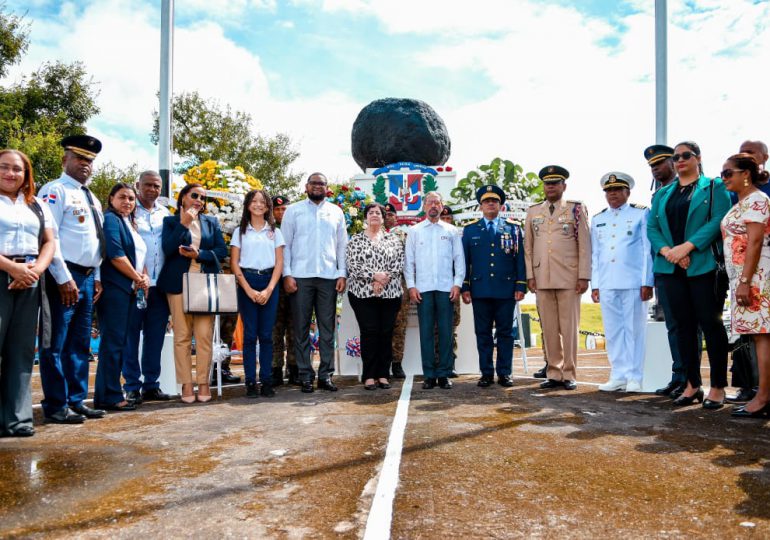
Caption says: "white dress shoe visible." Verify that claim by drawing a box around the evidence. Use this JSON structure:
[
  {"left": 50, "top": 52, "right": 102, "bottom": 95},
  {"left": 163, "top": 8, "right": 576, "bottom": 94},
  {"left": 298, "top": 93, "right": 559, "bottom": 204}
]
[
  {"left": 598, "top": 379, "right": 626, "bottom": 392},
  {"left": 625, "top": 380, "right": 642, "bottom": 392}
]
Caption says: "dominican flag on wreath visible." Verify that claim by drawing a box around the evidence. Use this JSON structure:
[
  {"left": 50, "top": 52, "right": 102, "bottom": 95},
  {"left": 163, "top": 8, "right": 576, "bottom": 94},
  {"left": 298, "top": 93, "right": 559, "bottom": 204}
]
[{"left": 376, "top": 162, "right": 438, "bottom": 212}]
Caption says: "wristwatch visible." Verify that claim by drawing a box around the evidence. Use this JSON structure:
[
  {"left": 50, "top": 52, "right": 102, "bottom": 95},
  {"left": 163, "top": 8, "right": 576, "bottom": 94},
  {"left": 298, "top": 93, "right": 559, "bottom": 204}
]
[{"left": 739, "top": 276, "right": 749, "bottom": 284}]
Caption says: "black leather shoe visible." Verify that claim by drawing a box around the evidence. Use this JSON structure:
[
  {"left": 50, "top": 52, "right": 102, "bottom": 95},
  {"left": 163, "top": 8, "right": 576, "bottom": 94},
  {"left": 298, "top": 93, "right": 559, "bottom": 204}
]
[
  {"left": 221, "top": 369, "right": 241, "bottom": 384},
  {"left": 533, "top": 365, "right": 547, "bottom": 379},
  {"left": 126, "top": 390, "right": 143, "bottom": 405},
  {"left": 271, "top": 371, "right": 284, "bottom": 387},
  {"left": 9, "top": 425, "right": 35, "bottom": 437},
  {"left": 702, "top": 398, "right": 724, "bottom": 410},
  {"left": 477, "top": 375, "right": 494, "bottom": 388},
  {"left": 498, "top": 376, "right": 514, "bottom": 387},
  {"left": 726, "top": 388, "right": 756, "bottom": 403},
  {"left": 94, "top": 401, "right": 137, "bottom": 412},
  {"left": 562, "top": 380, "right": 577, "bottom": 391},
  {"left": 655, "top": 381, "right": 681, "bottom": 396},
  {"left": 377, "top": 381, "right": 392, "bottom": 389},
  {"left": 540, "top": 379, "right": 563, "bottom": 389},
  {"left": 44, "top": 408, "right": 85, "bottom": 424},
  {"left": 391, "top": 362, "right": 406, "bottom": 379},
  {"left": 422, "top": 378, "right": 437, "bottom": 389},
  {"left": 448, "top": 370, "right": 459, "bottom": 379},
  {"left": 260, "top": 383, "right": 276, "bottom": 397},
  {"left": 438, "top": 377, "right": 453, "bottom": 389},
  {"left": 142, "top": 388, "right": 171, "bottom": 401},
  {"left": 731, "top": 403, "right": 770, "bottom": 418},
  {"left": 301, "top": 381, "right": 315, "bottom": 393},
  {"left": 71, "top": 403, "right": 107, "bottom": 419},
  {"left": 364, "top": 382, "right": 377, "bottom": 390},
  {"left": 287, "top": 365, "right": 301, "bottom": 386},
  {"left": 246, "top": 381, "right": 259, "bottom": 398},
  {"left": 672, "top": 388, "right": 704, "bottom": 407},
  {"left": 318, "top": 378, "right": 338, "bottom": 392},
  {"left": 669, "top": 384, "right": 687, "bottom": 400}
]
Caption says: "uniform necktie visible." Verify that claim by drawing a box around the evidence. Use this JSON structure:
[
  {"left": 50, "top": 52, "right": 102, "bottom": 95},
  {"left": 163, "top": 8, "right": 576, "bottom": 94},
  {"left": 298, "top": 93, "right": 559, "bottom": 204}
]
[
  {"left": 82, "top": 186, "right": 106, "bottom": 259},
  {"left": 487, "top": 220, "right": 494, "bottom": 235},
  {"left": 549, "top": 204, "right": 555, "bottom": 215}
]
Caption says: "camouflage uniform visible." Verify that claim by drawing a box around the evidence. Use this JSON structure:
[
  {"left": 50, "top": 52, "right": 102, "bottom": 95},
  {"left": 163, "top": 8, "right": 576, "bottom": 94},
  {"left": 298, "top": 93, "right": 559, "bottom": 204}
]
[
  {"left": 272, "top": 281, "right": 296, "bottom": 374},
  {"left": 389, "top": 226, "right": 409, "bottom": 374}
]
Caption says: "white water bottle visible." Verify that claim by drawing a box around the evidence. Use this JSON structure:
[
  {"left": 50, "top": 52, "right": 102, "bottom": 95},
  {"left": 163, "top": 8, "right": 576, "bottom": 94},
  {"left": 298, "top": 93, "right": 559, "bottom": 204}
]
[{"left": 136, "top": 288, "right": 147, "bottom": 309}]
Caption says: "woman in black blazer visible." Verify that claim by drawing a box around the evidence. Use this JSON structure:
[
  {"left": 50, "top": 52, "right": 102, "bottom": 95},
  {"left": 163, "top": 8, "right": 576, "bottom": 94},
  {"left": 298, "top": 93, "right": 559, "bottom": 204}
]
[
  {"left": 157, "top": 183, "right": 227, "bottom": 403},
  {"left": 94, "top": 183, "right": 149, "bottom": 411}
]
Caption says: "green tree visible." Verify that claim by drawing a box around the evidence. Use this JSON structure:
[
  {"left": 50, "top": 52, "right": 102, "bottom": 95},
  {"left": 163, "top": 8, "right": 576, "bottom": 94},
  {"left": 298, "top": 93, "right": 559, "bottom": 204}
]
[
  {"left": 450, "top": 157, "right": 542, "bottom": 205},
  {"left": 89, "top": 162, "right": 140, "bottom": 209},
  {"left": 151, "top": 91, "right": 302, "bottom": 198},
  {"left": 0, "top": 2, "right": 28, "bottom": 78}
]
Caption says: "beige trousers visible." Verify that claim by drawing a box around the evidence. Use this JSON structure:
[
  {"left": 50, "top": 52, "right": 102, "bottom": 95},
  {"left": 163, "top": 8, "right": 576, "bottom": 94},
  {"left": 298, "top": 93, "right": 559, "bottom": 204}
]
[
  {"left": 536, "top": 288, "right": 580, "bottom": 382},
  {"left": 167, "top": 293, "right": 214, "bottom": 385}
]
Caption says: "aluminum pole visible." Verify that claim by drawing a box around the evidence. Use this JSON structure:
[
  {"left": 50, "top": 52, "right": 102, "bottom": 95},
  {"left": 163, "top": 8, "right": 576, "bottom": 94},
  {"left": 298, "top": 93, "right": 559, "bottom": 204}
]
[
  {"left": 655, "top": 0, "right": 667, "bottom": 144},
  {"left": 159, "top": 0, "right": 174, "bottom": 198}
]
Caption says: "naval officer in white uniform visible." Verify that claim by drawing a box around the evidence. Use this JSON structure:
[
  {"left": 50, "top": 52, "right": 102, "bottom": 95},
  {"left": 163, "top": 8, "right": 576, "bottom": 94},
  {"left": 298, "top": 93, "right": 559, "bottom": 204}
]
[{"left": 590, "top": 172, "right": 654, "bottom": 392}]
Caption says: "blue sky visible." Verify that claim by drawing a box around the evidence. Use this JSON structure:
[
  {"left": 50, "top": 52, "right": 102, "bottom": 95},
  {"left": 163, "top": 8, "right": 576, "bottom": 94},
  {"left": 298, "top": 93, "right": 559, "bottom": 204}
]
[{"left": 4, "top": 0, "right": 770, "bottom": 213}]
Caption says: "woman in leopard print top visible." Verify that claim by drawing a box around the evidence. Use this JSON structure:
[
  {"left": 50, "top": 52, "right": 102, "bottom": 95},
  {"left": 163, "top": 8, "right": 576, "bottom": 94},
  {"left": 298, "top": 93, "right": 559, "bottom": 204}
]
[{"left": 346, "top": 203, "right": 404, "bottom": 389}]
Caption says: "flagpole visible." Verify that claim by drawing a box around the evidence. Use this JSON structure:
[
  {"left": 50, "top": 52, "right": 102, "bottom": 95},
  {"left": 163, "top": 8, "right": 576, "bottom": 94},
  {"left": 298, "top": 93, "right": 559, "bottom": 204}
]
[
  {"left": 159, "top": 0, "right": 174, "bottom": 198},
  {"left": 655, "top": 0, "right": 667, "bottom": 144}
]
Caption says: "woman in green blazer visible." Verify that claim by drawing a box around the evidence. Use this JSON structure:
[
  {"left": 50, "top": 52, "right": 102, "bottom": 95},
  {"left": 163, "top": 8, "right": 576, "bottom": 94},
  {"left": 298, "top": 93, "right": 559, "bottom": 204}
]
[{"left": 647, "top": 141, "right": 731, "bottom": 409}]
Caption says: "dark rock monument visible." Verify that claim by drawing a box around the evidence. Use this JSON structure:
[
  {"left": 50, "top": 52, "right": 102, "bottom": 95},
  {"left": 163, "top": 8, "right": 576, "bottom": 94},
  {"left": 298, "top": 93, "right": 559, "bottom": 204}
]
[{"left": 351, "top": 98, "right": 451, "bottom": 171}]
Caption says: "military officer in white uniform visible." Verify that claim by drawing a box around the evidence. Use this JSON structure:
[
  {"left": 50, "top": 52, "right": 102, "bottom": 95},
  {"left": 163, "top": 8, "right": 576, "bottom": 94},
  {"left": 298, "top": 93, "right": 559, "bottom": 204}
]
[{"left": 590, "top": 172, "right": 654, "bottom": 392}]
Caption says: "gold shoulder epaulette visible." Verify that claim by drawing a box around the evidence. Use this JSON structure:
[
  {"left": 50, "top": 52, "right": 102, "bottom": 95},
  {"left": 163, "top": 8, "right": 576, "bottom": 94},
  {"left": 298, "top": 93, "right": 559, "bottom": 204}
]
[
  {"left": 465, "top": 219, "right": 480, "bottom": 226},
  {"left": 528, "top": 201, "right": 543, "bottom": 208},
  {"left": 593, "top": 208, "right": 608, "bottom": 217},
  {"left": 567, "top": 200, "right": 583, "bottom": 205},
  {"left": 630, "top": 203, "right": 648, "bottom": 210}
]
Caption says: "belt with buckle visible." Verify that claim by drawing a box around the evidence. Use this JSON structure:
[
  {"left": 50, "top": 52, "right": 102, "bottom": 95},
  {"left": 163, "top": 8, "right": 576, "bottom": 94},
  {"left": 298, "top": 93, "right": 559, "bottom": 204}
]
[
  {"left": 5, "top": 255, "right": 36, "bottom": 264},
  {"left": 242, "top": 267, "right": 274, "bottom": 276},
  {"left": 65, "top": 261, "right": 96, "bottom": 276}
]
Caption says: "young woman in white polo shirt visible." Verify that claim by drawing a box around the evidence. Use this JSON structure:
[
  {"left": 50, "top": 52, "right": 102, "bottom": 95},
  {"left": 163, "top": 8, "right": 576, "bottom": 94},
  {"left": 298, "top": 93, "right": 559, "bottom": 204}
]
[{"left": 231, "top": 189, "right": 285, "bottom": 397}]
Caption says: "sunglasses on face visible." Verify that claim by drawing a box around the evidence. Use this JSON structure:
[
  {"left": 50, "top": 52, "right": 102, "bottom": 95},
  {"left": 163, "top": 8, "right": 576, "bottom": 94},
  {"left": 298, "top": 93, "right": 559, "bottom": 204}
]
[
  {"left": 720, "top": 168, "right": 745, "bottom": 180},
  {"left": 189, "top": 192, "right": 205, "bottom": 200},
  {"left": 672, "top": 151, "right": 697, "bottom": 162}
]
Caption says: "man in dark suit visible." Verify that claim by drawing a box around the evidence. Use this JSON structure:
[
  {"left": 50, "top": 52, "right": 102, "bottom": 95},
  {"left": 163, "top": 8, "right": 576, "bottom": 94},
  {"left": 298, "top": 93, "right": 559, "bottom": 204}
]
[{"left": 462, "top": 185, "right": 527, "bottom": 387}]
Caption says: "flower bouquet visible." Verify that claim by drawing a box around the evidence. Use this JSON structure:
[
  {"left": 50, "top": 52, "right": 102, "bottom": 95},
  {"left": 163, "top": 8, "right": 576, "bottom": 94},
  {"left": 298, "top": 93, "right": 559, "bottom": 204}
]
[{"left": 325, "top": 182, "right": 372, "bottom": 236}]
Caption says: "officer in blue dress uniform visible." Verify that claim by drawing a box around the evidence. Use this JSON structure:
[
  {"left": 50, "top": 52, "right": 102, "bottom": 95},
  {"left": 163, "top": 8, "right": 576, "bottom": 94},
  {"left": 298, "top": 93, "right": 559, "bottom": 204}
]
[
  {"left": 461, "top": 185, "right": 527, "bottom": 387},
  {"left": 38, "top": 135, "right": 107, "bottom": 424}
]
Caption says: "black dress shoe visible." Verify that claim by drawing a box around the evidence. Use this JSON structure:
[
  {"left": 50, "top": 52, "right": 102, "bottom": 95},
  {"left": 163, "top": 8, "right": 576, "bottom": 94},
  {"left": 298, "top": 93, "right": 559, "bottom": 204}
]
[
  {"left": 9, "top": 425, "right": 35, "bottom": 437},
  {"left": 533, "top": 365, "right": 547, "bottom": 379},
  {"left": 287, "top": 365, "right": 301, "bottom": 386},
  {"left": 731, "top": 403, "right": 770, "bottom": 418},
  {"left": 301, "top": 381, "right": 315, "bottom": 393},
  {"left": 498, "top": 376, "right": 514, "bottom": 387},
  {"left": 221, "top": 370, "right": 241, "bottom": 384},
  {"left": 71, "top": 403, "right": 107, "bottom": 419},
  {"left": 672, "top": 388, "right": 704, "bottom": 407},
  {"left": 246, "top": 381, "right": 259, "bottom": 398},
  {"left": 391, "top": 362, "right": 406, "bottom": 379},
  {"left": 422, "top": 378, "right": 437, "bottom": 389},
  {"left": 655, "top": 381, "right": 678, "bottom": 396},
  {"left": 448, "top": 370, "right": 459, "bottom": 379},
  {"left": 94, "top": 401, "right": 137, "bottom": 412},
  {"left": 539, "top": 379, "right": 563, "bottom": 389},
  {"left": 142, "top": 388, "right": 171, "bottom": 401},
  {"left": 477, "top": 375, "right": 494, "bottom": 388},
  {"left": 271, "top": 372, "right": 285, "bottom": 387},
  {"left": 669, "top": 384, "right": 687, "bottom": 400},
  {"left": 562, "top": 380, "right": 577, "bottom": 391},
  {"left": 726, "top": 388, "right": 756, "bottom": 403},
  {"left": 44, "top": 408, "right": 85, "bottom": 424},
  {"left": 377, "top": 381, "right": 392, "bottom": 389},
  {"left": 125, "top": 390, "right": 143, "bottom": 405},
  {"left": 318, "top": 378, "right": 338, "bottom": 392},
  {"left": 702, "top": 398, "right": 724, "bottom": 410},
  {"left": 438, "top": 377, "right": 453, "bottom": 389},
  {"left": 364, "top": 382, "right": 377, "bottom": 390},
  {"left": 260, "top": 383, "right": 276, "bottom": 397}
]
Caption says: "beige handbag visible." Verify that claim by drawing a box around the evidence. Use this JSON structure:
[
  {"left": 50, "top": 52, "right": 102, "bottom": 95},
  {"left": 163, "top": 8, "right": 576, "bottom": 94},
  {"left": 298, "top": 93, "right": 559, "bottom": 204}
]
[{"left": 182, "top": 255, "right": 238, "bottom": 314}]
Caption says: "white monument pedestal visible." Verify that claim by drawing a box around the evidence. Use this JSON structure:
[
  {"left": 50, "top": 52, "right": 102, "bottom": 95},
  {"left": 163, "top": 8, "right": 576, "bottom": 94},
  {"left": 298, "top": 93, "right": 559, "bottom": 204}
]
[
  {"left": 138, "top": 332, "right": 178, "bottom": 396},
  {"left": 641, "top": 321, "right": 672, "bottom": 392}
]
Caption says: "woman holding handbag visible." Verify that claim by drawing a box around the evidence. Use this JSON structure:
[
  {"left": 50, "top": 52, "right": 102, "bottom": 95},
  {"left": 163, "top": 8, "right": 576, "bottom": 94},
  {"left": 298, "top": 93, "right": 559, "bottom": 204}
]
[
  {"left": 719, "top": 153, "right": 770, "bottom": 418},
  {"left": 230, "top": 189, "right": 284, "bottom": 398},
  {"left": 647, "top": 141, "right": 731, "bottom": 409},
  {"left": 157, "top": 183, "right": 228, "bottom": 403},
  {"left": 94, "top": 183, "right": 148, "bottom": 412}
]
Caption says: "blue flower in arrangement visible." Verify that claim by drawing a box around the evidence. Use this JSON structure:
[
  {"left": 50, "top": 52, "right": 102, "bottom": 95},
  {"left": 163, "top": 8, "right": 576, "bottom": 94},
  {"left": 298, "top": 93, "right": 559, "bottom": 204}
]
[{"left": 336, "top": 194, "right": 346, "bottom": 204}]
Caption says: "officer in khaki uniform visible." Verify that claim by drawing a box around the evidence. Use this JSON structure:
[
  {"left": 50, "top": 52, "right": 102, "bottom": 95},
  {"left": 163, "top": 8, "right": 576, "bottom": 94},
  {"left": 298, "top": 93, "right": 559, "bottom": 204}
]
[{"left": 524, "top": 165, "right": 591, "bottom": 390}]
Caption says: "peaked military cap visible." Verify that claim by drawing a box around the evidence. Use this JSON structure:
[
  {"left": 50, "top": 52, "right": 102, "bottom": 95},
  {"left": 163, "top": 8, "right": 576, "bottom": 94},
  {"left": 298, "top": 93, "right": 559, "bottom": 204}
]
[
  {"left": 644, "top": 144, "right": 674, "bottom": 165},
  {"left": 476, "top": 184, "right": 506, "bottom": 204},
  {"left": 600, "top": 171, "right": 635, "bottom": 190},
  {"left": 60, "top": 134, "right": 102, "bottom": 160},
  {"left": 272, "top": 195, "right": 290, "bottom": 207},
  {"left": 383, "top": 202, "right": 397, "bottom": 214},
  {"left": 440, "top": 206, "right": 454, "bottom": 217},
  {"left": 538, "top": 165, "right": 569, "bottom": 182}
]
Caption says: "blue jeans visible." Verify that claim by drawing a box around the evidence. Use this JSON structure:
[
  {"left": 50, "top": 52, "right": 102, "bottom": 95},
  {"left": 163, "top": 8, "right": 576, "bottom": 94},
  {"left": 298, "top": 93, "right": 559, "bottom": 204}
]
[
  {"left": 417, "top": 290, "right": 453, "bottom": 378},
  {"left": 39, "top": 268, "right": 95, "bottom": 416},
  {"left": 95, "top": 285, "right": 133, "bottom": 406},
  {"left": 472, "top": 298, "right": 515, "bottom": 377},
  {"left": 237, "top": 272, "right": 279, "bottom": 384},
  {"left": 123, "top": 286, "right": 170, "bottom": 392}
]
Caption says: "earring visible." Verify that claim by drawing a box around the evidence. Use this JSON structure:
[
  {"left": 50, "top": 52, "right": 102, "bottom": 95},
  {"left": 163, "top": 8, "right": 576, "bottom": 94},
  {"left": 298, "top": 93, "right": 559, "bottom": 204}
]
[{"left": 744, "top": 177, "right": 750, "bottom": 188}]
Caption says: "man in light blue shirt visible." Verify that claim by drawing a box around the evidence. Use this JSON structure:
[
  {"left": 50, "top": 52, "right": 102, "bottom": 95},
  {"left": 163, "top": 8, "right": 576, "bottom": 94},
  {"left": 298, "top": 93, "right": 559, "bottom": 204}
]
[
  {"left": 405, "top": 191, "right": 465, "bottom": 389},
  {"left": 281, "top": 173, "right": 347, "bottom": 393}
]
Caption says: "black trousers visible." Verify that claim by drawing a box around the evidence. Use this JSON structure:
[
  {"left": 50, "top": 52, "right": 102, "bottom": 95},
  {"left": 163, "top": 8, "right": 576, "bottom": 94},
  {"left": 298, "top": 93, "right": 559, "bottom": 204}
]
[
  {"left": 348, "top": 293, "right": 401, "bottom": 380},
  {"left": 656, "top": 270, "right": 728, "bottom": 388},
  {"left": 290, "top": 278, "right": 338, "bottom": 382}
]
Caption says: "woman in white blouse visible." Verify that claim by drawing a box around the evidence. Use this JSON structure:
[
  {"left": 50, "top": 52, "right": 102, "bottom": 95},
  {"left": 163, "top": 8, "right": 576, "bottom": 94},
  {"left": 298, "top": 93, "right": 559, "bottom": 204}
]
[
  {"left": 231, "top": 189, "right": 285, "bottom": 398},
  {"left": 0, "top": 149, "right": 56, "bottom": 436},
  {"left": 346, "top": 203, "right": 405, "bottom": 390}
]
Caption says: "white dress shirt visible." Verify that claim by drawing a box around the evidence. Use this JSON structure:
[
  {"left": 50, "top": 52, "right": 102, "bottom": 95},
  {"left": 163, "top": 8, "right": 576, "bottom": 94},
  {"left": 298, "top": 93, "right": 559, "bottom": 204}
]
[
  {"left": 0, "top": 195, "right": 53, "bottom": 256},
  {"left": 405, "top": 219, "right": 465, "bottom": 292},
  {"left": 39, "top": 173, "right": 103, "bottom": 284},
  {"left": 230, "top": 223, "right": 285, "bottom": 270},
  {"left": 281, "top": 199, "right": 347, "bottom": 279},
  {"left": 135, "top": 200, "right": 170, "bottom": 286},
  {"left": 125, "top": 216, "right": 148, "bottom": 275}
]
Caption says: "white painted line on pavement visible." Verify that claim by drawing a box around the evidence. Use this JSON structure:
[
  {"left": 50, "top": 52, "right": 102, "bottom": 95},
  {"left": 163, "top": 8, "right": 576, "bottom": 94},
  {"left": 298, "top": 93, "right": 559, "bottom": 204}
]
[{"left": 363, "top": 374, "right": 414, "bottom": 540}]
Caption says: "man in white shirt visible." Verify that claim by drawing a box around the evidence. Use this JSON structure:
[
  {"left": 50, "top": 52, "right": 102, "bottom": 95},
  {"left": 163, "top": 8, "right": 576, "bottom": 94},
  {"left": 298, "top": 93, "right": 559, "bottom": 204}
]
[
  {"left": 405, "top": 191, "right": 465, "bottom": 389},
  {"left": 281, "top": 173, "right": 347, "bottom": 393},
  {"left": 122, "top": 171, "right": 172, "bottom": 404}
]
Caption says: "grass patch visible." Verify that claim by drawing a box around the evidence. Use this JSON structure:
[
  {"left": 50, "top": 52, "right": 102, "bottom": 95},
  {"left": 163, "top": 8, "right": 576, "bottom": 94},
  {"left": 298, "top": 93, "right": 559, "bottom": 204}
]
[{"left": 519, "top": 303, "right": 604, "bottom": 350}]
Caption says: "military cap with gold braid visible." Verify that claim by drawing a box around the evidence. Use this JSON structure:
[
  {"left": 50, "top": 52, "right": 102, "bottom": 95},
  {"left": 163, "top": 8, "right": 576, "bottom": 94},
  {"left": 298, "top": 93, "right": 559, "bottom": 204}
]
[
  {"left": 538, "top": 165, "right": 569, "bottom": 182},
  {"left": 644, "top": 144, "right": 674, "bottom": 165},
  {"left": 475, "top": 184, "right": 506, "bottom": 204},
  {"left": 600, "top": 171, "right": 635, "bottom": 190},
  {"left": 60, "top": 134, "right": 102, "bottom": 160}
]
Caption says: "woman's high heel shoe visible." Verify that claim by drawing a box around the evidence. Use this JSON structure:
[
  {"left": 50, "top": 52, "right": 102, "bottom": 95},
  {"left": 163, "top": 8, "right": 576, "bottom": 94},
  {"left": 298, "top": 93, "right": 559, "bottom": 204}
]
[
  {"left": 181, "top": 384, "right": 196, "bottom": 404},
  {"left": 196, "top": 384, "right": 212, "bottom": 403},
  {"left": 731, "top": 403, "right": 770, "bottom": 418},
  {"left": 672, "top": 387, "right": 704, "bottom": 407}
]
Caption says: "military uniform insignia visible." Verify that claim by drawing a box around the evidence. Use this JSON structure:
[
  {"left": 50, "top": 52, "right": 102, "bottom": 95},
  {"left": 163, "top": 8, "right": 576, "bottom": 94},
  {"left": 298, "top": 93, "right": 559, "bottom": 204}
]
[{"left": 630, "top": 203, "right": 648, "bottom": 209}]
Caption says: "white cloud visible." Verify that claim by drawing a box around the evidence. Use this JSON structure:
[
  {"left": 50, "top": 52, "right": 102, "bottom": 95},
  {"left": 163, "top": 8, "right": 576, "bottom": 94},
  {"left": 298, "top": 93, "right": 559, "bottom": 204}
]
[{"left": 178, "top": 0, "right": 277, "bottom": 18}]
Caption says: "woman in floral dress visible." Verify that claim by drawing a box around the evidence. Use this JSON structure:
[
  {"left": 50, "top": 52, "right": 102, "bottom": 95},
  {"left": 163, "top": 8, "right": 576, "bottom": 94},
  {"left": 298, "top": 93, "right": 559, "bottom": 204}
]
[{"left": 720, "top": 153, "right": 770, "bottom": 418}]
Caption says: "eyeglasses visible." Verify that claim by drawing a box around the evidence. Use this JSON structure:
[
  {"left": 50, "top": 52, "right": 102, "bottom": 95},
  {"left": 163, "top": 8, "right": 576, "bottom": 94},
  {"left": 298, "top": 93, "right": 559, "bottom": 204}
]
[
  {"left": 672, "top": 151, "right": 697, "bottom": 162},
  {"left": 0, "top": 164, "right": 24, "bottom": 174},
  {"left": 189, "top": 192, "right": 205, "bottom": 200},
  {"left": 720, "top": 169, "right": 745, "bottom": 180},
  {"left": 307, "top": 181, "right": 327, "bottom": 187}
]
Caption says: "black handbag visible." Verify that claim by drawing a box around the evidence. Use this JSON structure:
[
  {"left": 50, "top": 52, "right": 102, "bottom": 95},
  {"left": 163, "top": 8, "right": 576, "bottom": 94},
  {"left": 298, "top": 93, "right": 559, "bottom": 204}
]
[
  {"left": 730, "top": 335, "right": 758, "bottom": 389},
  {"left": 708, "top": 179, "right": 729, "bottom": 300}
]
